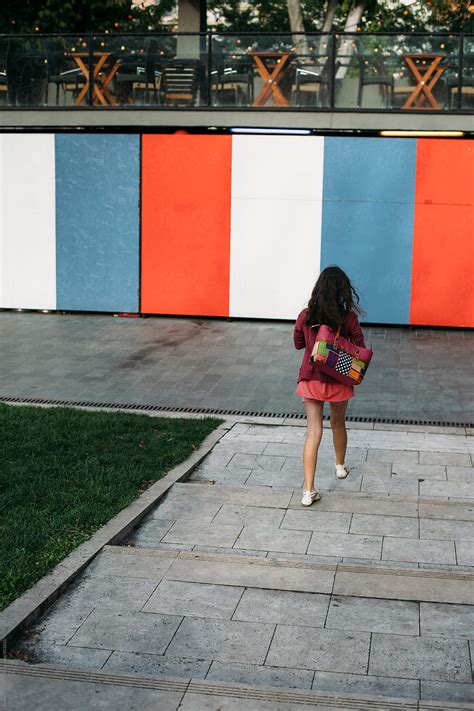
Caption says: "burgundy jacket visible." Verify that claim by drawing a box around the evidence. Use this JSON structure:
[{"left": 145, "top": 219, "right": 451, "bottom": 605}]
[{"left": 294, "top": 308, "right": 365, "bottom": 383}]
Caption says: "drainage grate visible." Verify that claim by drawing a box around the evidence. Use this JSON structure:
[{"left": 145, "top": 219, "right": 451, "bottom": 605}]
[{"left": 0, "top": 395, "right": 471, "bottom": 429}]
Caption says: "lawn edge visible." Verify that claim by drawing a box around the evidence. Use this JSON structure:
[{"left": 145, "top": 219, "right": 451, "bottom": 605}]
[{"left": 0, "top": 417, "right": 230, "bottom": 651}]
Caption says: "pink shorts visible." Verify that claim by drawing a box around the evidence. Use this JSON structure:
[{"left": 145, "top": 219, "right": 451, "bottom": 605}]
[{"left": 296, "top": 379, "right": 354, "bottom": 403}]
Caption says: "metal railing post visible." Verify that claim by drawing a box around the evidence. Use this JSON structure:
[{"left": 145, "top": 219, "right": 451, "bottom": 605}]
[
  {"left": 88, "top": 31, "right": 93, "bottom": 107},
  {"left": 207, "top": 32, "right": 212, "bottom": 107},
  {"left": 457, "top": 32, "right": 464, "bottom": 111},
  {"left": 329, "top": 31, "right": 336, "bottom": 110}
]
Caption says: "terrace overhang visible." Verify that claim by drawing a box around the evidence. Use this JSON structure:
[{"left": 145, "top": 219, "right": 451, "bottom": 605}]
[{"left": 0, "top": 108, "right": 472, "bottom": 133}]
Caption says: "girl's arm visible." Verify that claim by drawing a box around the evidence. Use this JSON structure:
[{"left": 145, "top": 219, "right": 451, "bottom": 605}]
[{"left": 293, "top": 311, "right": 306, "bottom": 350}]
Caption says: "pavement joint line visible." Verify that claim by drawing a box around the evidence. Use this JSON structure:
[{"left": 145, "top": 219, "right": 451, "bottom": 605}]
[
  {"left": 182, "top": 481, "right": 474, "bottom": 509},
  {"left": 0, "top": 660, "right": 190, "bottom": 691},
  {"left": 335, "top": 565, "right": 474, "bottom": 581},
  {"left": 156, "top": 547, "right": 474, "bottom": 580},
  {"left": 187, "top": 680, "right": 419, "bottom": 708},
  {"left": 103, "top": 545, "right": 178, "bottom": 558},
  {"left": 0, "top": 420, "right": 230, "bottom": 652},
  {"left": 0, "top": 659, "right": 426, "bottom": 710},
  {"left": 174, "top": 549, "right": 337, "bottom": 571}
]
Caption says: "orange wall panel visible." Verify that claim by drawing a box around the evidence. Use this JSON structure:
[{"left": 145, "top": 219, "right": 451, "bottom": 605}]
[
  {"left": 415, "top": 139, "right": 473, "bottom": 206},
  {"left": 410, "top": 140, "right": 474, "bottom": 327},
  {"left": 141, "top": 135, "right": 232, "bottom": 316}
]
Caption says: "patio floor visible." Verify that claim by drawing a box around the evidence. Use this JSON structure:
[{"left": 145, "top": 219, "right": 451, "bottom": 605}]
[{"left": 1, "top": 311, "right": 472, "bottom": 425}]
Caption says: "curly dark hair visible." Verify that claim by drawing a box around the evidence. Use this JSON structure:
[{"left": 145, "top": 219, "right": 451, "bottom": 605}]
[{"left": 304, "top": 266, "right": 363, "bottom": 331}]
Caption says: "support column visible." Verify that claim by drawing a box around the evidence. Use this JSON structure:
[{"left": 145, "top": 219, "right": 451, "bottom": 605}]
[{"left": 177, "top": 0, "right": 206, "bottom": 58}]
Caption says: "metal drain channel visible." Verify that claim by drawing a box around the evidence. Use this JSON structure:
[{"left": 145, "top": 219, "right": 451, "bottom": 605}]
[{"left": 0, "top": 395, "right": 471, "bottom": 429}]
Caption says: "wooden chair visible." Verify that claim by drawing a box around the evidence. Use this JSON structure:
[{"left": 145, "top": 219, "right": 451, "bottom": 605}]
[
  {"left": 355, "top": 43, "right": 415, "bottom": 109},
  {"left": 447, "top": 53, "right": 474, "bottom": 108},
  {"left": 44, "top": 41, "right": 86, "bottom": 105},
  {"left": 160, "top": 59, "right": 204, "bottom": 106},
  {"left": 291, "top": 61, "right": 333, "bottom": 107},
  {"left": 115, "top": 39, "right": 160, "bottom": 105},
  {"left": 211, "top": 57, "right": 254, "bottom": 106}
]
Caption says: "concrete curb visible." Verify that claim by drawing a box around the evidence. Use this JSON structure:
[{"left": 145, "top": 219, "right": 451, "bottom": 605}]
[{"left": 0, "top": 418, "right": 230, "bottom": 651}]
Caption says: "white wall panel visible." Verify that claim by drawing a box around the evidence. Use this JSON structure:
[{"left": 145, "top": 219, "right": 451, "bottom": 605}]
[
  {"left": 230, "top": 136, "right": 324, "bottom": 319},
  {"left": 0, "top": 134, "right": 56, "bottom": 309}
]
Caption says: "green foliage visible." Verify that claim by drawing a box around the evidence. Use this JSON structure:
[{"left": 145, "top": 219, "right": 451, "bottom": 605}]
[
  {"left": 0, "top": 403, "right": 222, "bottom": 610},
  {"left": 208, "top": 0, "right": 473, "bottom": 33},
  {"left": 1, "top": 0, "right": 471, "bottom": 37},
  {"left": 208, "top": 1, "right": 321, "bottom": 32},
  {"left": 0, "top": 0, "right": 176, "bottom": 34},
  {"left": 426, "top": 0, "right": 474, "bottom": 32}
]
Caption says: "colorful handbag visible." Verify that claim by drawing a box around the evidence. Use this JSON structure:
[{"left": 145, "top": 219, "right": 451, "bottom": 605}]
[{"left": 310, "top": 324, "right": 373, "bottom": 386}]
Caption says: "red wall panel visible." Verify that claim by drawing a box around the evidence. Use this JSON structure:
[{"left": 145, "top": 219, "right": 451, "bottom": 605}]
[
  {"left": 410, "top": 140, "right": 474, "bottom": 327},
  {"left": 141, "top": 135, "right": 232, "bottom": 316}
]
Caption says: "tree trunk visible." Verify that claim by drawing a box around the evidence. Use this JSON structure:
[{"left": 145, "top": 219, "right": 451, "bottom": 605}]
[
  {"left": 336, "top": 0, "right": 366, "bottom": 78},
  {"left": 321, "top": 0, "right": 339, "bottom": 32},
  {"left": 287, "top": 0, "right": 308, "bottom": 57},
  {"left": 318, "top": 0, "right": 339, "bottom": 58},
  {"left": 343, "top": 0, "right": 366, "bottom": 32}
]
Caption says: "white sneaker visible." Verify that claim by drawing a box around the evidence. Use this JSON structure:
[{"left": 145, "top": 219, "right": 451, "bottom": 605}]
[
  {"left": 301, "top": 490, "right": 321, "bottom": 506},
  {"left": 336, "top": 464, "right": 349, "bottom": 480}
]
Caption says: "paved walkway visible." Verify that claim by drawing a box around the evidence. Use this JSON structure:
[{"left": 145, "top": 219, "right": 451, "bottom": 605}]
[
  {"left": 1, "top": 312, "right": 472, "bottom": 424},
  {"left": 6, "top": 420, "right": 474, "bottom": 709}
]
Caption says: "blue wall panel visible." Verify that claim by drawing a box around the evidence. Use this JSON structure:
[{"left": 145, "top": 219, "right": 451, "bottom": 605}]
[
  {"left": 56, "top": 134, "right": 140, "bottom": 312},
  {"left": 321, "top": 137, "right": 417, "bottom": 324}
]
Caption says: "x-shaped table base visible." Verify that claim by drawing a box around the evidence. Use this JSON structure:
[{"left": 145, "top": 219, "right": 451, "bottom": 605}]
[
  {"left": 250, "top": 52, "right": 294, "bottom": 107},
  {"left": 402, "top": 54, "right": 446, "bottom": 110},
  {"left": 69, "top": 53, "right": 120, "bottom": 106}
]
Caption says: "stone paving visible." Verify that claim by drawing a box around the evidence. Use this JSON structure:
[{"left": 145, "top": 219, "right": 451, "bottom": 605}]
[
  {"left": 8, "top": 420, "right": 474, "bottom": 709},
  {"left": 1, "top": 311, "right": 473, "bottom": 423}
]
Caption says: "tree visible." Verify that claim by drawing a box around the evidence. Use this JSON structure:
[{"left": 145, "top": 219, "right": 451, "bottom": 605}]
[
  {"left": 0, "top": 0, "right": 176, "bottom": 34},
  {"left": 208, "top": 0, "right": 474, "bottom": 32},
  {"left": 287, "top": 0, "right": 308, "bottom": 55}
]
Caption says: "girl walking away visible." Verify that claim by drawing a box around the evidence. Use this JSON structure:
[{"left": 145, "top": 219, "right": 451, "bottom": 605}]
[{"left": 293, "top": 266, "right": 366, "bottom": 507}]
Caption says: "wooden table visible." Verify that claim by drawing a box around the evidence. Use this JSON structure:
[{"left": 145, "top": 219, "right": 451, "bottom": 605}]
[
  {"left": 402, "top": 53, "right": 446, "bottom": 110},
  {"left": 67, "top": 52, "right": 121, "bottom": 106},
  {"left": 249, "top": 52, "right": 294, "bottom": 107}
]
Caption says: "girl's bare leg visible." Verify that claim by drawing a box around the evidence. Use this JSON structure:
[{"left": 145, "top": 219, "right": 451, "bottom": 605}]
[
  {"left": 303, "top": 399, "right": 324, "bottom": 491},
  {"left": 329, "top": 400, "right": 349, "bottom": 465}
]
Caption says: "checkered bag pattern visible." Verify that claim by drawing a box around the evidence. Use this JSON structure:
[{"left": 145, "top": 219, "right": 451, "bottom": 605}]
[{"left": 309, "top": 325, "right": 373, "bottom": 387}]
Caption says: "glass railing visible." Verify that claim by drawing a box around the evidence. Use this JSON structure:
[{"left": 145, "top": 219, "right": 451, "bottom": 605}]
[
  {"left": 0, "top": 31, "right": 472, "bottom": 112},
  {"left": 210, "top": 33, "right": 334, "bottom": 109}
]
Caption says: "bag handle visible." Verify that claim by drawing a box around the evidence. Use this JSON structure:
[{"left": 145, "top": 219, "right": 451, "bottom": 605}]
[
  {"left": 314, "top": 321, "right": 360, "bottom": 359},
  {"left": 334, "top": 324, "right": 360, "bottom": 359}
]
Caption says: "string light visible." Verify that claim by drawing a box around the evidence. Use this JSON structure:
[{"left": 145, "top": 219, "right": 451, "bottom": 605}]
[{"left": 380, "top": 130, "right": 464, "bottom": 137}]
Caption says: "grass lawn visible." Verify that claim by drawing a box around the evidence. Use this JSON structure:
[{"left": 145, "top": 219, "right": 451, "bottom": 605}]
[{"left": 0, "top": 403, "right": 223, "bottom": 611}]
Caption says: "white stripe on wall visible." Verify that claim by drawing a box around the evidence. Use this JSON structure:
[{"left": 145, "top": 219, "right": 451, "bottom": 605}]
[
  {"left": 0, "top": 134, "right": 56, "bottom": 309},
  {"left": 229, "top": 135, "right": 324, "bottom": 320}
]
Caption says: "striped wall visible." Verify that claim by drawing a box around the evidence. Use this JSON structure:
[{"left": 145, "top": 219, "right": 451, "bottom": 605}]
[
  {"left": 56, "top": 134, "right": 140, "bottom": 313},
  {"left": 321, "top": 137, "right": 417, "bottom": 325},
  {"left": 229, "top": 135, "right": 324, "bottom": 320},
  {"left": 0, "top": 134, "right": 56, "bottom": 310},
  {"left": 0, "top": 133, "right": 472, "bottom": 327},
  {"left": 142, "top": 134, "right": 232, "bottom": 317}
]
